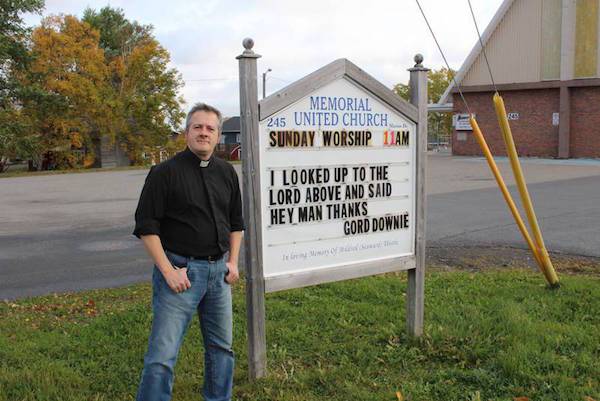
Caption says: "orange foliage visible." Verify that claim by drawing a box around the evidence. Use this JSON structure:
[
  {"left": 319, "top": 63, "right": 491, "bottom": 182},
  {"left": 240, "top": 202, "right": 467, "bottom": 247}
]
[
  {"left": 17, "top": 12, "right": 184, "bottom": 169},
  {"left": 21, "top": 15, "right": 115, "bottom": 168}
]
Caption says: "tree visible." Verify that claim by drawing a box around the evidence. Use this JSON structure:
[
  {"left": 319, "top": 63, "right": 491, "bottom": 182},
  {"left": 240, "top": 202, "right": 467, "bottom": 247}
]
[
  {"left": 0, "top": 0, "right": 44, "bottom": 92},
  {"left": 0, "top": 0, "right": 44, "bottom": 171},
  {"left": 393, "top": 67, "right": 455, "bottom": 146},
  {"left": 82, "top": 7, "right": 184, "bottom": 164},
  {"left": 427, "top": 68, "right": 455, "bottom": 104},
  {"left": 426, "top": 67, "right": 455, "bottom": 147},
  {"left": 0, "top": 106, "right": 42, "bottom": 172},
  {"left": 393, "top": 82, "right": 409, "bottom": 102},
  {"left": 18, "top": 15, "right": 114, "bottom": 169},
  {"left": 5, "top": 7, "right": 184, "bottom": 170},
  {"left": 118, "top": 39, "right": 185, "bottom": 163},
  {"left": 82, "top": 6, "right": 152, "bottom": 60}
]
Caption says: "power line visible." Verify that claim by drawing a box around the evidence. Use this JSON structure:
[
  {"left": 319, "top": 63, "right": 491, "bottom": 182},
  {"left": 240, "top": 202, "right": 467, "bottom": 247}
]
[
  {"left": 414, "top": 0, "right": 472, "bottom": 115},
  {"left": 185, "top": 78, "right": 237, "bottom": 82}
]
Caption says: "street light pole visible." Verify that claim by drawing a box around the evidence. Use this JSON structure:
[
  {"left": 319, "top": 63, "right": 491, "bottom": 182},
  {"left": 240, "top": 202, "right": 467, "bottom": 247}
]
[{"left": 262, "top": 68, "right": 271, "bottom": 99}]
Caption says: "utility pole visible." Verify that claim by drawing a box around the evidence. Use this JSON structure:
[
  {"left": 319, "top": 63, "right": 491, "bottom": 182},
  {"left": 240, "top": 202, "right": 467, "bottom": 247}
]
[{"left": 262, "top": 68, "right": 271, "bottom": 99}]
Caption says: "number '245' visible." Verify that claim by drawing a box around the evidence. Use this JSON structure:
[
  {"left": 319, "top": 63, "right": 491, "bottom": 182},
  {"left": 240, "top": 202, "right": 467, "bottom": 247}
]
[{"left": 267, "top": 117, "right": 286, "bottom": 128}]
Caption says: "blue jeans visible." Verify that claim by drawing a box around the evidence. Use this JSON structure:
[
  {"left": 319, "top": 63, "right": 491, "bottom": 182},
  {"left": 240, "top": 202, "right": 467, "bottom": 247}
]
[{"left": 136, "top": 251, "right": 234, "bottom": 401}]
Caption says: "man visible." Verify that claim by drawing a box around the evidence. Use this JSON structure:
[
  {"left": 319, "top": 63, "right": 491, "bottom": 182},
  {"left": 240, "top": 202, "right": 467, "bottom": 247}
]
[{"left": 133, "top": 103, "right": 244, "bottom": 401}]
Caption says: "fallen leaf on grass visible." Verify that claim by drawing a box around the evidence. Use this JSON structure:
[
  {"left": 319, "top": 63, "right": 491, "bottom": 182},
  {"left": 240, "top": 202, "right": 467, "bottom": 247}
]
[
  {"left": 513, "top": 397, "right": 530, "bottom": 401},
  {"left": 396, "top": 391, "right": 404, "bottom": 401}
]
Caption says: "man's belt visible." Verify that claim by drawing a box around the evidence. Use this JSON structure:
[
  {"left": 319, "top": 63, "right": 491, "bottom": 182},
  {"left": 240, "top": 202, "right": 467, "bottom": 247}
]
[
  {"left": 166, "top": 249, "right": 224, "bottom": 263},
  {"left": 190, "top": 254, "right": 223, "bottom": 262}
]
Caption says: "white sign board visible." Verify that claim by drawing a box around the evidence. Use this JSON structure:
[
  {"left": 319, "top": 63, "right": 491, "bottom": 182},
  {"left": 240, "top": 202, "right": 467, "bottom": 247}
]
[
  {"left": 258, "top": 78, "right": 416, "bottom": 283},
  {"left": 552, "top": 112, "right": 559, "bottom": 126},
  {"left": 455, "top": 113, "right": 473, "bottom": 131}
]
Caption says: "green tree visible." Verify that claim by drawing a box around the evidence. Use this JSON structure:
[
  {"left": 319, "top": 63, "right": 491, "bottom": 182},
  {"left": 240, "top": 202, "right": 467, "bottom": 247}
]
[
  {"left": 393, "top": 82, "right": 409, "bottom": 101},
  {"left": 393, "top": 67, "right": 455, "bottom": 146},
  {"left": 0, "top": 0, "right": 44, "bottom": 92},
  {"left": 82, "top": 6, "right": 152, "bottom": 60},
  {"left": 0, "top": 0, "right": 44, "bottom": 171},
  {"left": 83, "top": 6, "right": 184, "bottom": 164}
]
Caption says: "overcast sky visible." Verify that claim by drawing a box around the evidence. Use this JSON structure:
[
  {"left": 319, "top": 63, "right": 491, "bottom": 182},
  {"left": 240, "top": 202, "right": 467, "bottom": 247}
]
[{"left": 24, "top": 0, "right": 504, "bottom": 119}]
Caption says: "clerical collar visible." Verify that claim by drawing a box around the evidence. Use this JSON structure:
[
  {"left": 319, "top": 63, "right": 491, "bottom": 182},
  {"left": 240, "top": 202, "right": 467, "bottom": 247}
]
[{"left": 184, "top": 147, "right": 212, "bottom": 168}]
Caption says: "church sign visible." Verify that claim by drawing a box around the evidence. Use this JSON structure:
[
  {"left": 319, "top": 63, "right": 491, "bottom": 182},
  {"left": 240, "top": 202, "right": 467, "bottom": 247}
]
[
  {"left": 259, "top": 72, "right": 418, "bottom": 292},
  {"left": 237, "top": 40, "right": 428, "bottom": 379}
]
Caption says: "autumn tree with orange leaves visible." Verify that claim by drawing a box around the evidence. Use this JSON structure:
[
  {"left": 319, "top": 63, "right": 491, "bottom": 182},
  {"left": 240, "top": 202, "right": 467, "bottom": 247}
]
[
  {"left": 18, "top": 15, "right": 116, "bottom": 169},
  {"left": 10, "top": 8, "right": 184, "bottom": 170}
]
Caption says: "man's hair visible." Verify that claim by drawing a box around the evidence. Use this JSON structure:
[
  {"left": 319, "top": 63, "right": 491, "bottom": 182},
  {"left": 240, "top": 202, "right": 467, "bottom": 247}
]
[{"left": 185, "top": 103, "right": 223, "bottom": 133}]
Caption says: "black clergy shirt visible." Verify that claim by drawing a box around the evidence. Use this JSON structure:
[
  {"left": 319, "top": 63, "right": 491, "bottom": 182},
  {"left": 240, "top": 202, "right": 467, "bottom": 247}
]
[{"left": 133, "top": 147, "right": 244, "bottom": 258}]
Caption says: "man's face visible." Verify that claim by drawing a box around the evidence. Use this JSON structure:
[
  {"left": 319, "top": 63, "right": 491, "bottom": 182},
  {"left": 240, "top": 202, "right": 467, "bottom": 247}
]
[{"left": 185, "top": 110, "right": 220, "bottom": 159}]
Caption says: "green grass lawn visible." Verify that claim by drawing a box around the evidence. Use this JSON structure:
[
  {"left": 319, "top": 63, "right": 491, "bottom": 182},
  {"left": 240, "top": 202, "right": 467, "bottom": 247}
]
[{"left": 1, "top": 269, "right": 598, "bottom": 401}]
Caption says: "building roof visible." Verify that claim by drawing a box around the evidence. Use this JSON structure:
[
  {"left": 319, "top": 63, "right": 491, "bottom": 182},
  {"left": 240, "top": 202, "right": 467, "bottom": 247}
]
[
  {"left": 222, "top": 116, "right": 240, "bottom": 133},
  {"left": 439, "top": 0, "right": 516, "bottom": 104}
]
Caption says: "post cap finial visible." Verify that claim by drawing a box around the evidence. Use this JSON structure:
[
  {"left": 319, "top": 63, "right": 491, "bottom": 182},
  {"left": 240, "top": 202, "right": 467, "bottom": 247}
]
[
  {"left": 414, "top": 54, "right": 424, "bottom": 67},
  {"left": 243, "top": 38, "right": 254, "bottom": 51},
  {"left": 236, "top": 37, "right": 261, "bottom": 59}
]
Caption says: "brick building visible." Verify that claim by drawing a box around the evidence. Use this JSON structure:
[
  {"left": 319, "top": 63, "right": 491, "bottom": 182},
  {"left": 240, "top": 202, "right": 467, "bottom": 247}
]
[{"left": 440, "top": 0, "right": 600, "bottom": 159}]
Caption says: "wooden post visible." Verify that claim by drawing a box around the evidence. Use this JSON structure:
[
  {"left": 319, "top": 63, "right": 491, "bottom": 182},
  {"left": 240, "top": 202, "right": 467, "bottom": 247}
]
[
  {"left": 407, "top": 54, "right": 429, "bottom": 337},
  {"left": 237, "top": 38, "right": 267, "bottom": 379}
]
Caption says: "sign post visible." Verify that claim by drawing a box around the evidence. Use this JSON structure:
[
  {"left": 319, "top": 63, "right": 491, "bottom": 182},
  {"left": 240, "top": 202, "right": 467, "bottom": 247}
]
[
  {"left": 237, "top": 38, "right": 267, "bottom": 379},
  {"left": 407, "top": 55, "right": 429, "bottom": 336},
  {"left": 238, "top": 39, "right": 428, "bottom": 380}
]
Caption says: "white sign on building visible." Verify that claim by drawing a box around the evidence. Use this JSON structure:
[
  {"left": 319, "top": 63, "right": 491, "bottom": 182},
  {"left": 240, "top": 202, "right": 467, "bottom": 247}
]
[{"left": 454, "top": 113, "right": 473, "bottom": 131}]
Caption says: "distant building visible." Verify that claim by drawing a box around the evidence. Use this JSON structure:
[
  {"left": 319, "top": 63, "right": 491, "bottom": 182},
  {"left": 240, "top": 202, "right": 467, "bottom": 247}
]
[
  {"left": 97, "top": 117, "right": 242, "bottom": 167},
  {"left": 440, "top": 0, "right": 600, "bottom": 158},
  {"left": 216, "top": 116, "right": 241, "bottom": 161},
  {"left": 98, "top": 131, "right": 182, "bottom": 168},
  {"left": 97, "top": 135, "right": 130, "bottom": 168},
  {"left": 221, "top": 116, "right": 241, "bottom": 144}
]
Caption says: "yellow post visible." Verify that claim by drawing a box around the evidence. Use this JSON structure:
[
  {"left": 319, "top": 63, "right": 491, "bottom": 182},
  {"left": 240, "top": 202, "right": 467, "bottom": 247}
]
[
  {"left": 469, "top": 116, "right": 546, "bottom": 275},
  {"left": 492, "top": 93, "right": 560, "bottom": 287}
]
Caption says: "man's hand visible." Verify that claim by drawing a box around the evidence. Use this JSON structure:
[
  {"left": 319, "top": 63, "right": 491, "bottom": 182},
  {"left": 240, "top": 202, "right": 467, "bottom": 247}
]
[
  {"left": 225, "top": 262, "right": 239, "bottom": 285},
  {"left": 164, "top": 268, "right": 191, "bottom": 293}
]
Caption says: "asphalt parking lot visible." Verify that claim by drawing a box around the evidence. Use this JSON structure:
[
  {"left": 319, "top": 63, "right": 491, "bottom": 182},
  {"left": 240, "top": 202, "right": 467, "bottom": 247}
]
[{"left": 1, "top": 152, "right": 599, "bottom": 299}]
